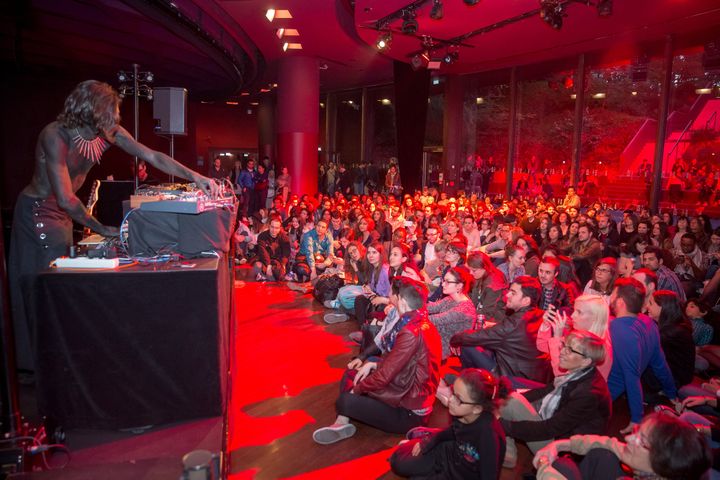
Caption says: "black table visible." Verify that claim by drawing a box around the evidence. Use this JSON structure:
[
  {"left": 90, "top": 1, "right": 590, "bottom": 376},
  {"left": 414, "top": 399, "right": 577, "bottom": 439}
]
[{"left": 30, "top": 257, "right": 231, "bottom": 429}]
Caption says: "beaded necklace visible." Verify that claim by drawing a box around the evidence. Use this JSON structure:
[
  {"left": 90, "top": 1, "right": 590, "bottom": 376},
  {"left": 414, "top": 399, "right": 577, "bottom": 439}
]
[{"left": 72, "top": 128, "right": 107, "bottom": 164}]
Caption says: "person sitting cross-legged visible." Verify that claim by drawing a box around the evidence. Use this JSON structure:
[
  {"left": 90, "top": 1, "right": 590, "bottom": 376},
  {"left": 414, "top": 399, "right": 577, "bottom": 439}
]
[
  {"left": 390, "top": 368, "right": 509, "bottom": 480},
  {"left": 312, "top": 278, "right": 441, "bottom": 444},
  {"left": 499, "top": 330, "right": 612, "bottom": 468}
]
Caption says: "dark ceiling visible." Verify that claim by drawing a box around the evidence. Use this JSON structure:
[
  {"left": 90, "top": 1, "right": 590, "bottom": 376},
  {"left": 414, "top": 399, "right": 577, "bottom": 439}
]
[{"left": 2, "top": 0, "right": 720, "bottom": 102}]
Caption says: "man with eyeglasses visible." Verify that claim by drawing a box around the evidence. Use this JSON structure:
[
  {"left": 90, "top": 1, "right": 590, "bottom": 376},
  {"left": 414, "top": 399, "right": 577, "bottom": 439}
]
[
  {"left": 450, "top": 276, "right": 552, "bottom": 386},
  {"left": 606, "top": 278, "right": 679, "bottom": 435},
  {"left": 415, "top": 224, "right": 442, "bottom": 270}
]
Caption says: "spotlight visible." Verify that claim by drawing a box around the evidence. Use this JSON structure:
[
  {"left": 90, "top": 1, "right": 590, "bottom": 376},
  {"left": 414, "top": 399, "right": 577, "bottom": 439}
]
[
  {"left": 430, "top": 0, "right": 443, "bottom": 20},
  {"left": 463, "top": 0, "right": 480, "bottom": 5},
  {"left": 376, "top": 31, "right": 392, "bottom": 50},
  {"left": 540, "top": 2, "right": 564, "bottom": 30},
  {"left": 443, "top": 51, "right": 459, "bottom": 65},
  {"left": 118, "top": 71, "right": 127, "bottom": 82},
  {"left": 145, "top": 72, "right": 154, "bottom": 82},
  {"left": 401, "top": 9, "right": 418, "bottom": 34},
  {"left": 596, "top": 0, "right": 612, "bottom": 16}
]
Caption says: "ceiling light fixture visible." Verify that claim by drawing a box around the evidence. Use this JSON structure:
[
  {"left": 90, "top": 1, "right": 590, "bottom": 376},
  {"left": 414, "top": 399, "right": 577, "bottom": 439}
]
[
  {"left": 463, "top": 0, "right": 480, "bottom": 5},
  {"left": 376, "top": 31, "right": 392, "bottom": 50},
  {"left": 401, "top": 9, "right": 418, "bottom": 34},
  {"left": 443, "top": 49, "right": 459, "bottom": 65},
  {"left": 430, "top": 0, "right": 443, "bottom": 20},
  {"left": 266, "top": 9, "right": 275, "bottom": 21},
  {"left": 276, "top": 28, "right": 285, "bottom": 39}
]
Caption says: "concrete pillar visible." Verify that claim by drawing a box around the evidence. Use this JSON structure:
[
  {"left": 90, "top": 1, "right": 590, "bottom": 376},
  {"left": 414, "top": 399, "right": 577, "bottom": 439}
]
[
  {"left": 443, "top": 75, "right": 465, "bottom": 190},
  {"left": 257, "top": 94, "right": 276, "bottom": 164}
]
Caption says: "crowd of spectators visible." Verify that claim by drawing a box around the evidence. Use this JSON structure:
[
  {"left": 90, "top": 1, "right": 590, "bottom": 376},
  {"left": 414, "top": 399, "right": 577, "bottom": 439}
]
[{"left": 233, "top": 158, "right": 720, "bottom": 478}]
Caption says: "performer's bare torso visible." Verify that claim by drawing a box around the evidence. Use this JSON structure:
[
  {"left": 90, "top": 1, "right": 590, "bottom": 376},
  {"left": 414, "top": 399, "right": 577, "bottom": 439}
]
[{"left": 24, "top": 121, "right": 106, "bottom": 199}]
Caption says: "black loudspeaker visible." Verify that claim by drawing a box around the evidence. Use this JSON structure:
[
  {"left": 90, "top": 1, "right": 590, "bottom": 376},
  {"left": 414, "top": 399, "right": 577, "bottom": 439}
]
[{"left": 153, "top": 87, "right": 188, "bottom": 135}]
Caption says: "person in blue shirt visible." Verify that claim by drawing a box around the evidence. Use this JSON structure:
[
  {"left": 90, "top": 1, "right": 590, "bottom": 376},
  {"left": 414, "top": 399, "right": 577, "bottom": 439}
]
[
  {"left": 606, "top": 277, "right": 680, "bottom": 434},
  {"left": 292, "top": 219, "right": 334, "bottom": 283},
  {"left": 236, "top": 158, "right": 256, "bottom": 217}
]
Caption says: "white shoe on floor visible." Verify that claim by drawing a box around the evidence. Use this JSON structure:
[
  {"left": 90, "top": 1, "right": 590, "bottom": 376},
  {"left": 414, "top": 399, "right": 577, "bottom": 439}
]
[{"left": 312, "top": 423, "right": 357, "bottom": 445}]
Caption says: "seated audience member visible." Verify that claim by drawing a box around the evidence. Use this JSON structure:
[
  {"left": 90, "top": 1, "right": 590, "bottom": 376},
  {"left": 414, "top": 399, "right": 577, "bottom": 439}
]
[
  {"left": 427, "top": 266, "right": 477, "bottom": 359},
  {"left": 466, "top": 252, "right": 508, "bottom": 325},
  {"left": 533, "top": 413, "right": 711, "bottom": 480},
  {"left": 642, "top": 245, "right": 687, "bottom": 303},
  {"left": 674, "top": 232, "right": 708, "bottom": 299},
  {"left": 644, "top": 290, "right": 695, "bottom": 391},
  {"left": 517, "top": 235, "right": 541, "bottom": 277},
  {"left": 569, "top": 224, "right": 603, "bottom": 285},
  {"left": 607, "top": 278, "right": 680, "bottom": 434},
  {"left": 500, "top": 331, "right": 612, "bottom": 468},
  {"left": 632, "top": 267, "right": 658, "bottom": 314},
  {"left": 323, "top": 241, "right": 367, "bottom": 312},
  {"left": 415, "top": 224, "right": 442, "bottom": 269},
  {"left": 582, "top": 257, "right": 617, "bottom": 301},
  {"left": 450, "top": 276, "right": 552, "bottom": 386},
  {"left": 422, "top": 239, "right": 447, "bottom": 288},
  {"left": 537, "top": 294, "right": 613, "bottom": 380},
  {"left": 252, "top": 215, "right": 291, "bottom": 281},
  {"left": 596, "top": 212, "right": 620, "bottom": 257},
  {"left": 387, "top": 242, "right": 423, "bottom": 282},
  {"left": 428, "top": 241, "right": 466, "bottom": 302},
  {"left": 461, "top": 214, "right": 482, "bottom": 251},
  {"left": 291, "top": 219, "right": 335, "bottom": 283},
  {"left": 391, "top": 369, "right": 508, "bottom": 480},
  {"left": 324, "top": 242, "right": 389, "bottom": 324},
  {"left": 497, "top": 244, "right": 526, "bottom": 284},
  {"left": 536, "top": 256, "right": 574, "bottom": 311},
  {"left": 312, "top": 278, "right": 441, "bottom": 444},
  {"left": 354, "top": 215, "right": 381, "bottom": 248}
]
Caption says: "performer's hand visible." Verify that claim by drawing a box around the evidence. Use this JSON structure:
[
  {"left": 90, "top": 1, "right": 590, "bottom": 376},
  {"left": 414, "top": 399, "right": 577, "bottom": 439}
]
[
  {"left": 99, "top": 226, "right": 120, "bottom": 237},
  {"left": 195, "top": 175, "right": 219, "bottom": 198}
]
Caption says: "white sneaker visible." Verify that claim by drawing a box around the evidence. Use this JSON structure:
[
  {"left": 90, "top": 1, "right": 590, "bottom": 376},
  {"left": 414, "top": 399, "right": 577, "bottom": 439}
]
[
  {"left": 312, "top": 423, "right": 357, "bottom": 445},
  {"left": 323, "top": 299, "right": 338, "bottom": 309},
  {"left": 324, "top": 313, "right": 348, "bottom": 324}
]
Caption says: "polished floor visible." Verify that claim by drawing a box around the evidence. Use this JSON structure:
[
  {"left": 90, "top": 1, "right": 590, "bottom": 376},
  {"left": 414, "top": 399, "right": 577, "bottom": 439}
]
[{"left": 227, "top": 274, "right": 542, "bottom": 480}]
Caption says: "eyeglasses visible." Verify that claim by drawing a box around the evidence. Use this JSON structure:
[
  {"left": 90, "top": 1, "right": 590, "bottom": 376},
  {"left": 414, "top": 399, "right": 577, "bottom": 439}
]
[
  {"left": 627, "top": 425, "right": 650, "bottom": 450},
  {"left": 449, "top": 386, "right": 481, "bottom": 406},
  {"left": 442, "top": 278, "right": 461, "bottom": 284},
  {"left": 560, "top": 341, "right": 587, "bottom": 357},
  {"left": 595, "top": 267, "right": 612, "bottom": 274}
]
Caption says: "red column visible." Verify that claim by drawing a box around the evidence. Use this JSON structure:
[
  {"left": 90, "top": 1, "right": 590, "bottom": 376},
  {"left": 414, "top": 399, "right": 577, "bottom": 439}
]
[{"left": 277, "top": 56, "right": 319, "bottom": 196}]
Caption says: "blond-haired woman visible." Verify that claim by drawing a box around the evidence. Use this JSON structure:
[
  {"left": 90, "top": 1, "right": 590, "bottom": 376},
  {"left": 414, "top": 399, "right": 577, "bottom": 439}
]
[{"left": 537, "top": 294, "right": 613, "bottom": 380}]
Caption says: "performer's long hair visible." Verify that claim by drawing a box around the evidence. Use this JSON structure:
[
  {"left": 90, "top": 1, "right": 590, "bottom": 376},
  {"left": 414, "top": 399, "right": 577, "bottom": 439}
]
[{"left": 57, "top": 80, "right": 120, "bottom": 132}]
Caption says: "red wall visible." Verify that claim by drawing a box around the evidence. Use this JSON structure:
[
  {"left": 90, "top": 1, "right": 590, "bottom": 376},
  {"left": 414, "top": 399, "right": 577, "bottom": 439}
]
[{"left": 193, "top": 102, "right": 258, "bottom": 167}]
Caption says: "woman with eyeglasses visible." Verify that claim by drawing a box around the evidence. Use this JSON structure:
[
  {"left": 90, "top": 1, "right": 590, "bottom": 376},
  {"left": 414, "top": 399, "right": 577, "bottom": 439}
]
[
  {"left": 583, "top": 257, "right": 618, "bottom": 300},
  {"left": 427, "top": 266, "right": 477, "bottom": 359},
  {"left": 499, "top": 330, "right": 612, "bottom": 469},
  {"left": 391, "top": 368, "right": 509, "bottom": 480},
  {"left": 533, "top": 412, "right": 711, "bottom": 480}
]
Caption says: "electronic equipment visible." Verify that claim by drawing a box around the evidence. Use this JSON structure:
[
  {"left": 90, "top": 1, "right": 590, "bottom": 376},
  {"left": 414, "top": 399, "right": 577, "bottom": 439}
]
[{"left": 132, "top": 183, "right": 236, "bottom": 215}]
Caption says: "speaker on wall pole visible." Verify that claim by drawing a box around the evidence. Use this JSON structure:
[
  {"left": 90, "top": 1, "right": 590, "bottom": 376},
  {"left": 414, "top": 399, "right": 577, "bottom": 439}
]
[{"left": 153, "top": 87, "right": 188, "bottom": 136}]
